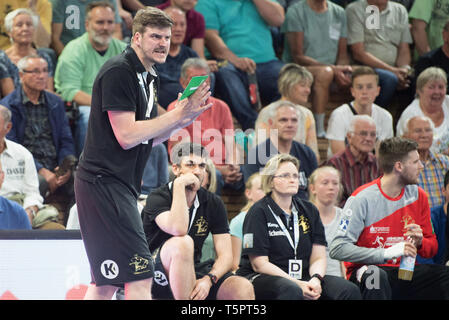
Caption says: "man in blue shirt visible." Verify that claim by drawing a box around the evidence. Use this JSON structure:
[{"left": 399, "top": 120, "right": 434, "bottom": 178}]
[{"left": 242, "top": 100, "right": 318, "bottom": 200}]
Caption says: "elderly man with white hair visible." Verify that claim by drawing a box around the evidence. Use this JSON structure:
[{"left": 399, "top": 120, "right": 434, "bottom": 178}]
[
  {"left": 402, "top": 115, "right": 449, "bottom": 209},
  {"left": 324, "top": 114, "right": 380, "bottom": 207}
]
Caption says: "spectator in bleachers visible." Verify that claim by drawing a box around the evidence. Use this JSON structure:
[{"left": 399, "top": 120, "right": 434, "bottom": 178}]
[
  {"left": 308, "top": 166, "right": 346, "bottom": 278},
  {"left": 324, "top": 115, "right": 380, "bottom": 207},
  {"left": 346, "top": 0, "right": 413, "bottom": 109},
  {"left": 409, "top": 0, "right": 449, "bottom": 57},
  {"left": 401, "top": 115, "right": 449, "bottom": 210},
  {"left": 167, "top": 58, "right": 241, "bottom": 194},
  {"left": 0, "top": 161, "right": 32, "bottom": 230},
  {"left": 157, "top": 1, "right": 203, "bottom": 57},
  {"left": 0, "top": 104, "right": 64, "bottom": 229},
  {"left": 54, "top": 1, "right": 127, "bottom": 156},
  {"left": 243, "top": 100, "right": 318, "bottom": 200},
  {"left": 396, "top": 67, "right": 449, "bottom": 155},
  {"left": 0, "top": 0, "right": 52, "bottom": 50},
  {"left": 50, "top": 0, "right": 123, "bottom": 56},
  {"left": 326, "top": 66, "right": 393, "bottom": 157},
  {"left": 157, "top": 7, "right": 198, "bottom": 109},
  {"left": 0, "top": 55, "right": 76, "bottom": 226},
  {"left": 282, "top": 0, "right": 352, "bottom": 138},
  {"left": 414, "top": 20, "right": 449, "bottom": 93},
  {"left": 195, "top": 0, "right": 285, "bottom": 130},
  {"left": 2, "top": 9, "right": 55, "bottom": 91},
  {"left": 0, "top": 57, "right": 15, "bottom": 98},
  {"left": 256, "top": 63, "right": 319, "bottom": 162}
]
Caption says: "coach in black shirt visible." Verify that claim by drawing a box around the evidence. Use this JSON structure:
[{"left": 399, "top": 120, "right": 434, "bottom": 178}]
[{"left": 74, "top": 7, "right": 212, "bottom": 300}]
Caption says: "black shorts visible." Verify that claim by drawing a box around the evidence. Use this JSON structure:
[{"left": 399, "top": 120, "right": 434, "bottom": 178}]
[
  {"left": 151, "top": 245, "right": 233, "bottom": 300},
  {"left": 75, "top": 174, "right": 154, "bottom": 286}
]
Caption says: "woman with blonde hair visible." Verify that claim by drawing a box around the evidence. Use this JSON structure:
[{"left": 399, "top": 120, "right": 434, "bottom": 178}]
[
  {"left": 236, "top": 154, "right": 361, "bottom": 300},
  {"left": 229, "top": 172, "right": 265, "bottom": 271},
  {"left": 308, "top": 166, "right": 346, "bottom": 278},
  {"left": 254, "top": 63, "right": 320, "bottom": 161}
]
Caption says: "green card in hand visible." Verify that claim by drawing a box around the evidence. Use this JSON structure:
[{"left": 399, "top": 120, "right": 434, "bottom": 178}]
[{"left": 179, "top": 75, "right": 209, "bottom": 100}]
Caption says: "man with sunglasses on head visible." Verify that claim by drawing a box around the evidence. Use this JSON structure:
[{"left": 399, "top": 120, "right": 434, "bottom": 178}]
[
  {"left": 142, "top": 142, "right": 254, "bottom": 300},
  {"left": 324, "top": 115, "right": 380, "bottom": 207}
]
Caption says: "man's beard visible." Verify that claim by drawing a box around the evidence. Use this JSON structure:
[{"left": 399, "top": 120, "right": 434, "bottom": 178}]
[{"left": 92, "top": 32, "right": 112, "bottom": 47}]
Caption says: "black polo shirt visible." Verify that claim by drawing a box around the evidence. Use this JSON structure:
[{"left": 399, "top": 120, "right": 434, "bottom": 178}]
[
  {"left": 238, "top": 194, "right": 327, "bottom": 279},
  {"left": 142, "top": 183, "right": 230, "bottom": 264},
  {"left": 77, "top": 46, "right": 158, "bottom": 198}
]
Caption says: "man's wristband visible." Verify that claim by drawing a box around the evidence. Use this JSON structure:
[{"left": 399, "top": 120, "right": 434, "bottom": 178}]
[
  {"left": 207, "top": 273, "right": 218, "bottom": 284},
  {"left": 311, "top": 273, "right": 323, "bottom": 283}
]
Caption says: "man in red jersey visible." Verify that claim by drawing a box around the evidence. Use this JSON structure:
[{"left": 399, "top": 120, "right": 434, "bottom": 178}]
[{"left": 330, "top": 137, "right": 449, "bottom": 299}]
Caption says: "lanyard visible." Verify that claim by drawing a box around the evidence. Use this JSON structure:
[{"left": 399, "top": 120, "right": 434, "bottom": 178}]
[
  {"left": 268, "top": 204, "right": 300, "bottom": 259},
  {"left": 138, "top": 72, "right": 154, "bottom": 118},
  {"left": 168, "top": 182, "right": 200, "bottom": 233}
]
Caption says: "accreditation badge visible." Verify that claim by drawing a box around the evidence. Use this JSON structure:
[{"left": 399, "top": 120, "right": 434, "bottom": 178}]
[{"left": 288, "top": 259, "right": 302, "bottom": 280}]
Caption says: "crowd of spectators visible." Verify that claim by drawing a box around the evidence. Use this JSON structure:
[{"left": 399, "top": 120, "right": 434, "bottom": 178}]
[{"left": 0, "top": 0, "right": 448, "bottom": 300}]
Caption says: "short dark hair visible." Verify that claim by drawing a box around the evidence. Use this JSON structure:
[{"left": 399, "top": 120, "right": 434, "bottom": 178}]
[
  {"left": 377, "top": 137, "right": 418, "bottom": 174},
  {"left": 351, "top": 66, "right": 379, "bottom": 86},
  {"left": 170, "top": 142, "right": 208, "bottom": 165},
  {"left": 132, "top": 6, "right": 173, "bottom": 36}
]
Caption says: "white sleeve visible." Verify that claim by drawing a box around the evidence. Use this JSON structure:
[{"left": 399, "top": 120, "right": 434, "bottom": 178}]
[
  {"left": 326, "top": 105, "right": 352, "bottom": 140},
  {"left": 22, "top": 150, "right": 44, "bottom": 209}
]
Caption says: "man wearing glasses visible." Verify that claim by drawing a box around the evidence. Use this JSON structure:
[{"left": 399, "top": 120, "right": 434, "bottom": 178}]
[
  {"left": 0, "top": 54, "right": 76, "bottom": 225},
  {"left": 242, "top": 100, "right": 318, "bottom": 200},
  {"left": 142, "top": 142, "right": 254, "bottom": 300},
  {"left": 324, "top": 114, "right": 380, "bottom": 207}
]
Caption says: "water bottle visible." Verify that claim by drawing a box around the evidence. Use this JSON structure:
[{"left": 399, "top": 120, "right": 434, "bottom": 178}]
[{"left": 398, "top": 237, "right": 415, "bottom": 281}]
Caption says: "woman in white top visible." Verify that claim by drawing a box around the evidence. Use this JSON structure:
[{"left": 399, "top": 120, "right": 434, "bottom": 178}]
[
  {"left": 308, "top": 166, "right": 346, "bottom": 278},
  {"left": 396, "top": 67, "right": 449, "bottom": 155}
]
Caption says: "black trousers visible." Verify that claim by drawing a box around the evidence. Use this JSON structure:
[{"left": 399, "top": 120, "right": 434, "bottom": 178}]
[
  {"left": 350, "top": 264, "right": 449, "bottom": 300},
  {"left": 250, "top": 273, "right": 362, "bottom": 300}
]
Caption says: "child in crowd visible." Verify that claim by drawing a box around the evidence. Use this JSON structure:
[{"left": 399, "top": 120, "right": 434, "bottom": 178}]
[
  {"left": 308, "top": 166, "right": 346, "bottom": 277},
  {"left": 326, "top": 66, "right": 394, "bottom": 157}
]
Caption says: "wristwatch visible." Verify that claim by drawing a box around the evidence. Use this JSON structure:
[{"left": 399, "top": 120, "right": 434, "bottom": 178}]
[
  {"left": 207, "top": 273, "right": 218, "bottom": 284},
  {"left": 311, "top": 273, "right": 324, "bottom": 283}
]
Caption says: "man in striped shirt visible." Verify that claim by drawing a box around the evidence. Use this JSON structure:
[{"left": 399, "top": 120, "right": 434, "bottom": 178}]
[
  {"left": 402, "top": 115, "right": 449, "bottom": 209},
  {"left": 325, "top": 115, "right": 380, "bottom": 207}
]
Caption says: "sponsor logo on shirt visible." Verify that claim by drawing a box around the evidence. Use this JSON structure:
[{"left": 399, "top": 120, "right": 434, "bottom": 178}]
[
  {"left": 339, "top": 218, "right": 349, "bottom": 233},
  {"left": 269, "top": 230, "right": 286, "bottom": 237},
  {"left": 369, "top": 226, "right": 390, "bottom": 234}
]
